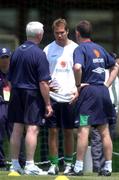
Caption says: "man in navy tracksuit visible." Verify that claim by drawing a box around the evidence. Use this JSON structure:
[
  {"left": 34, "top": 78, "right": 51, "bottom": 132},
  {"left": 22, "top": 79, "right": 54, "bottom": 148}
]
[
  {"left": 0, "top": 47, "right": 12, "bottom": 168},
  {"left": 0, "top": 48, "right": 25, "bottom": 169}
]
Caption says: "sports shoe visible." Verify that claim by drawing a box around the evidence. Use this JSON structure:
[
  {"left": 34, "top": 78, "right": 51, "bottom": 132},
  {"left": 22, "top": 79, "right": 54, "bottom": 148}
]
[
  {"left": 63, "top": 163, "right": 72, "bottom": 175},
  {"left": 68, "top": 169, "right": 84, "bottom": 176},
  {"left": 98, "top": 169, "right": 111, "bottom": 176},
  {"left": 9, "top": 165, "right": 24, "bottom": 174},
  {"left": 48, "top": 164, "right": 59, "bottom": 175},
  {"left": 24, "top": 164, "right": 47, "bottom": 175}
]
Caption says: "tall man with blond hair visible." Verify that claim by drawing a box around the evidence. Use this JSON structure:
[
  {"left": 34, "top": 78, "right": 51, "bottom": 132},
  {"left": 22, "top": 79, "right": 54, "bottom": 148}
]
[{"left": 44, "top": 18, "right": 78, "bottom": 175}]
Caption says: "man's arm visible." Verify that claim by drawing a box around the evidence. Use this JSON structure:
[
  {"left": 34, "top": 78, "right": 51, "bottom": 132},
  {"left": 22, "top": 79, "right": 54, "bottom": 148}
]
[
  {"left": 39, "top": 81, "right": 53, "bottom": 117},
  {"left": 73, "top": 63, "right": 82, "bottom": 88},
  {"left": 105, "top": 63, "right": 119, "bottom": 88},
  {"left": 116, "top": 58, "right": 119, "bottom": 77},
  {"left": 73, "top": 63, "right": 90, "bottom": 92}
]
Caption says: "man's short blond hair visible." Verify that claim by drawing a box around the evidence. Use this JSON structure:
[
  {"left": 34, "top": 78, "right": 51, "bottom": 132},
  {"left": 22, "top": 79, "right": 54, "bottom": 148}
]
[{"left": 52, "top": 18, "right": 69, "bottom": 31}]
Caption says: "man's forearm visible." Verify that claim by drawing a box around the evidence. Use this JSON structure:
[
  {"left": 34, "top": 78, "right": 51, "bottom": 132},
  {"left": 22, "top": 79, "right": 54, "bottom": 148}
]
[
  {"left": 39, "top": 81, "right": 51, "bottom": 106},
  {"left": 73, "top": 63, "right": 82, "bottom": 87},
  {"left": 106, "top": 63, "right": 119, "bottom": 87}
]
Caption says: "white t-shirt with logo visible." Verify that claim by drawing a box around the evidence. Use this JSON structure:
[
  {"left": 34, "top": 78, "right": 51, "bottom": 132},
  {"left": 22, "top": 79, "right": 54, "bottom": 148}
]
[{"left": 44, "top": 41, "right": 78, "bottom": 102}]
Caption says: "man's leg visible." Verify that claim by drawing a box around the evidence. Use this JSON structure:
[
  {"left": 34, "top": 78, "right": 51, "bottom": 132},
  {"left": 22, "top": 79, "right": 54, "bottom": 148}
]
[
  {"left": 47, "top": 128, "right": 59, "bottom": 175},
  {"left": 0, "top": 103, "right": 8, "bottom": 168},
  {"left": 64, "top": 129, "right": 74, "bottom": 159},
  {"left": 0, "top": 123, "right": 6, "bottom": 168},
  {"left": 63, "top": 129, "right": 74, "bottom": 174},
  {"left": 7, "top": 122, "right": 26, "bottom": 168},
  {"left": 73, "top": 126, "right": 90, "bottom": 175},
  {"left": 91, "top": 127, "right": 105, "bottom": 172},
  {"left": 25, "top": 125, "right": 39, "bottom": 161},
  {"left": 10, "top": 123, "right": 24, "bottom": 174},
  {"left": 24, "top": 125, "right": 47, "bottom": 175},
  {"left": 10, "top": 123, "right": 24, "bottom": 159},
  {"left": 48, "top": 128, "right": 58, "bottom": 158},
  {"left": 98, "top": 124, "right": 112, "bottom": 175}
]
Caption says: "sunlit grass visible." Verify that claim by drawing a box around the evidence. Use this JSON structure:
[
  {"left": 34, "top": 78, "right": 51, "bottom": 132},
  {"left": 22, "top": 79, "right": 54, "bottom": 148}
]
[{"left": 1, "top": 171, "right": 119, "bottom": 180}]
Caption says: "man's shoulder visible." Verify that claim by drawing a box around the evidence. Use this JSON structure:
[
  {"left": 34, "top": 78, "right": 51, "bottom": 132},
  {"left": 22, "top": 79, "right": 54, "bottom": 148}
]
[
  {"left": 69, "top": 40, "right": 78, "bottom": 45},
  {"left": 44, "top": 41, "right": 55, "bottom": 49},
  {"left": 44, "top": 41, "right": 56, "bottom": 53},
  {"left": 13, "top": 43, "right": 44, "bottom": 59},
  {"left": 79, "top": 41, "right": 102, "bottom": 51},
  {"left": 68, "top": 40, "right": 78, "bottom": 49}
]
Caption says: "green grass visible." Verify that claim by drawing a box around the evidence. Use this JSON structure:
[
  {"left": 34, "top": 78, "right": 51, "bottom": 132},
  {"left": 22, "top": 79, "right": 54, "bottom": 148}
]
[
  {"left": 1, "top": 171, "right": 119, "bottom": 180},
  {"left": 112, "top": 138, "right": 119, "bottom": 172},
  {"left": 2, "top": 134, "right": 119, "bottom": 174}
]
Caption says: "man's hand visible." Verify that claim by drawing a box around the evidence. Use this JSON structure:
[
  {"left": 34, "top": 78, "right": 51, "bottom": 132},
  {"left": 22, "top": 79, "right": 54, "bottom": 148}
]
[
  {"left": 69, "top": 89, "right": 79, "bottom": 104},
  {"left": 45, "top": 104, "right": 53, "bottom": 118},
  {"left": 49, "top": 84, "right": 59, "bottom": 92},
  {"left": 49, "top": 79, "right": 60, "bottom": 92},
  {"left": 104, "top": 82, "right": 109, "bottom": 88}
]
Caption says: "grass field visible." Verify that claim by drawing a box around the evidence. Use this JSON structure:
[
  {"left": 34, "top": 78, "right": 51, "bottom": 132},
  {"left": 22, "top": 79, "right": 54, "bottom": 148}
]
[
  {"left": 2, "top": 133, "right": 119, "bottom": 180},
  {"left": 1, "top": 171, "right": 119, "bottom": 180}
]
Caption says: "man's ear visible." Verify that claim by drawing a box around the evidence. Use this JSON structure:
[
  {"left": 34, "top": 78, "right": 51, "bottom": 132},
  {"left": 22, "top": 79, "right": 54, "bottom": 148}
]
[
  {"left": 67, "top": 29, "right": 69, "bottom": 35},
  {"left": 76, "top": 30, "right": 80, "bottom": 38},
  {"left": 37, "top": 33, "right": 43, "bottom": 42}
]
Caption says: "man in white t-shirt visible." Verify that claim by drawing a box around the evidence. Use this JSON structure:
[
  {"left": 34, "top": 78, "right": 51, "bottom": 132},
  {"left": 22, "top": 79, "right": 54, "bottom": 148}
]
[{"left": 44, "top": 18, "right": 78, "bottom": 175}]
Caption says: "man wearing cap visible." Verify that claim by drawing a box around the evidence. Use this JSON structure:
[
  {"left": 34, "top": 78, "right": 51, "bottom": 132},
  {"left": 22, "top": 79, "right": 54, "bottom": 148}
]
[
  {"left": 0, "top": 47, "right": 11, "bottom": 169},
  {"left": 0, "top": 48, "right": 26, "bottom": 170}
]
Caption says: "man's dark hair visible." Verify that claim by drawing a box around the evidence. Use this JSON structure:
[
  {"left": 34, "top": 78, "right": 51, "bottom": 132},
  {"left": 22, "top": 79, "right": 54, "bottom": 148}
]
[
  {"left": 76, "top": 20, "right": 92, "bottom": 38},
  {"left": 109, "top": 52, "right": 118, "bottom": 59}
]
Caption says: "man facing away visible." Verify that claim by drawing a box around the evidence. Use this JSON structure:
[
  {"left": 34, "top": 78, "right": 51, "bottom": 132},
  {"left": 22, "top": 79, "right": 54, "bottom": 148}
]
[
  {"left": 91, "top": 52, "right": 119, "bottom": 173},
  {"left": 71, "top": 20, "right": 119, "bottom": 176},
  {"left": 8, "top": 21, "right": 53, "bottom": 175},
  {"left": 44, "top": 18, "right": 78, "bottom": 175}
]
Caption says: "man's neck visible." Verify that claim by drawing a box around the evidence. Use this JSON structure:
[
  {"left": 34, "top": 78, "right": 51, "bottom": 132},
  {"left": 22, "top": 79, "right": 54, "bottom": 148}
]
[
  {"left": 27, "top": 38, "right": 39, "bottom": 45},
  {"left": 79, "top": 37, "right": 91, "bottom": 43},
  {"left": 56, "top": 38, "right": 72, "bottom": 47}
]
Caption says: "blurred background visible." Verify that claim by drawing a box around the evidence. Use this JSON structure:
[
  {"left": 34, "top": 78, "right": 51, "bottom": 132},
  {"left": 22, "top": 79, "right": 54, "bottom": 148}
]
[{"left": 0, "top": 0, "right": 119, "bottom": 53}]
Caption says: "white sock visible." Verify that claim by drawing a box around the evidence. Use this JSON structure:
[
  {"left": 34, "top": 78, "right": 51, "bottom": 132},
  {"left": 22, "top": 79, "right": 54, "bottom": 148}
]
[
  {"left": 26, "top": 160, "right": 34, "bottom": 166},
  {"left": 12, "top": 159, "right": 20, "bottom": 168},
  {"left": 104, "top": 160, "right": 112, "bottom": 172},
  {"left": 74, "top": 160, "right": 83, "bottom": 173}
]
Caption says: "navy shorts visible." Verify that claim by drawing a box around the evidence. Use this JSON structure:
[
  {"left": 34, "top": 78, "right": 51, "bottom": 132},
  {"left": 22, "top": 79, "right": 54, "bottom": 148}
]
[
  {"left": 8, "top": 88, "right": 45, "bottom": 126},
  {"left": 0, "top": 102, "right": 12, "bottom": 138},
  {"left": 45, "top": 99, "right": 75, "bottom": 129},
  {"left": 74, "top": 85, "right": 116, "bottom": 127}
]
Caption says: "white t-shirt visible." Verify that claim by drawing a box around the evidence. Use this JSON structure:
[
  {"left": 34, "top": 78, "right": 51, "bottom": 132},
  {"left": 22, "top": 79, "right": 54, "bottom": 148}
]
[
  {"left": 44, "top": 40, "right": 78, "bottom": 102},
  {"left": 105, "top": 70, "right": 119, "bottom": 112}
]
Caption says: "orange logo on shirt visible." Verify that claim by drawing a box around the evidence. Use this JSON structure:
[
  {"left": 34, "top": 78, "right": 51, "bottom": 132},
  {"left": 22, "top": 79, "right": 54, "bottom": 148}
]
[
  {"left": 93, "top": 49, "right": 100, "bottom": 58},
  {"left": 60, "top": 60, "right": 66, "bottom": 68}
]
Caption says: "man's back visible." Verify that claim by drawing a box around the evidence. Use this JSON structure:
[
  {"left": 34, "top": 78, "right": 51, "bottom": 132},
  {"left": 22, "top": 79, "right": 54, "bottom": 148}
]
[
  {"left": 74, "top": 41, "right": 115, "bottom": 85},
  {"left": 9, "top": 41, "right": 50, "bottom": 89}
]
